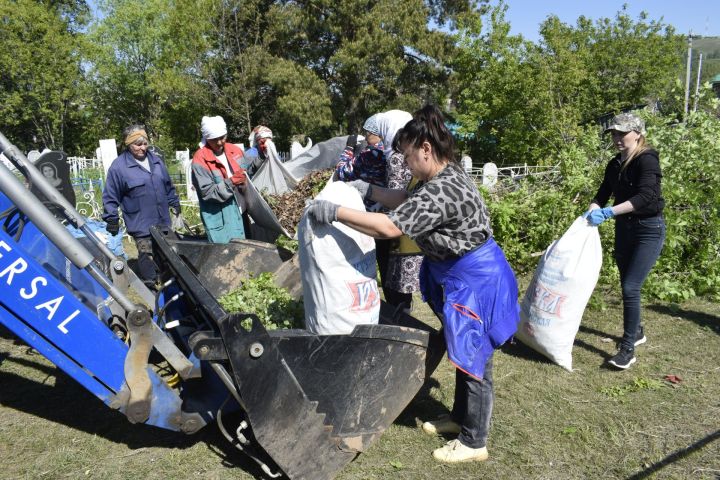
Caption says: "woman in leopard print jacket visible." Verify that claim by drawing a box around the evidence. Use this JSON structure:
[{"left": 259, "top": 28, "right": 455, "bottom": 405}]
[{"left": 306, "top": 104, "right": 519, "bottom": 464}]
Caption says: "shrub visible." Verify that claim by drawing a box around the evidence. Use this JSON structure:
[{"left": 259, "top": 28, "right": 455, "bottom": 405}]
[{"left": 485, "top": 109, "right": 720, "bottom": 302}]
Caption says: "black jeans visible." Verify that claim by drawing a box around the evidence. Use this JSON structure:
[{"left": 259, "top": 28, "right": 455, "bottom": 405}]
[
  {"left": 133, "top": 235, "right": 159, "bottom": 288},
  {"left": 614, "top": 215, "right": 665, "bottom": 349},
  {"left": 451, "top": 354, "right": 494, "bottom": 448}
]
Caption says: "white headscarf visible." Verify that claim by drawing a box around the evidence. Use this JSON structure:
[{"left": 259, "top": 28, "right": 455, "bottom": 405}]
[
  {"left": 376, "top": 110, "right": 412, "bottom": 158},
  {"left": 248, "top": 125, "right": 273, "bottom": 149},
  {"left": 199, "top": 115, "right": 227, "bottom": 147}
]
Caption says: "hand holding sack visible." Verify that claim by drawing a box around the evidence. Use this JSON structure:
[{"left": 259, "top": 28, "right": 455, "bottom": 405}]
[
  {"left": 298, "top": 182, "right": 380, "bottom": 335},
  {"left": 586, "top": 207, "right": 614, "bottom": 226},
  {"left": 347, "top": 180, "right": 372, "bottom": 200},
  {"left": 305, "top": 199, "right": 339, "bottom": 224},
  {"left": 230, "top": 169, "right": 247, "bottom": 186},
  {"left": 170, "top": 207, "right": 185, "bottom": 232}
]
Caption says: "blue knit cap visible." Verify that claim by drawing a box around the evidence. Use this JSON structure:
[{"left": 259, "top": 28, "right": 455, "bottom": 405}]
[{"left": 362, "top": 114, "right": 381, "bottom": 136}]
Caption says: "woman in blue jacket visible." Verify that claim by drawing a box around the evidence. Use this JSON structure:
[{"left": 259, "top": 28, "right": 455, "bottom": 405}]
[
  {"left": 305, "top": 105, "right": 519, "bottom": 464},
  {"left": 102, "top": 124, "right": 181, "bottom": 288}
]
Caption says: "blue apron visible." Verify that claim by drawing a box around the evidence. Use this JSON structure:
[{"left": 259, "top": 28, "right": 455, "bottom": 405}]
[{"left": 420, "top": 238, "right": 520, "bottom": 379}]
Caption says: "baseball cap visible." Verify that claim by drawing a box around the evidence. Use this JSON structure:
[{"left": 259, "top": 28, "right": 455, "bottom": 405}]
[{"left": 604, "top": 112, "right": 646, "bottom": 135}]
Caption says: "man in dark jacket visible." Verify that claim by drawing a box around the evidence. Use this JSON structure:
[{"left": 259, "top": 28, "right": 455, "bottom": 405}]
[{"left": 102, "top": 124, "right": 182, "bottom": 288}]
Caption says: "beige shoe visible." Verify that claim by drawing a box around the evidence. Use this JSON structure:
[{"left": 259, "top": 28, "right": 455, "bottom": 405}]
[
  {"left": 421, "top": 414, "right": 461, "bottom": 435},
  {"left": 432, "top": 439, "right": 489, "bottom": 463}
]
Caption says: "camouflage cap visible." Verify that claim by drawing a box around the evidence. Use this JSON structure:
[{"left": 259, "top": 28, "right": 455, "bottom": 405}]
[{"left": 604, "top": 112, "right": 646, "bottom": 135}]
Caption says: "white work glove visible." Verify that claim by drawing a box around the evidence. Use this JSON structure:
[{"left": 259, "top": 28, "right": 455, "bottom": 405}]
[{"left": 170, "top": 207, "right": 185, "bottom": 232}]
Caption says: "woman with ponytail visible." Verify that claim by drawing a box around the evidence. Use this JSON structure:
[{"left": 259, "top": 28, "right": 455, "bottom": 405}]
[
  {"left": 585, "top": 112, "right": 665, "bottom": 370},
  {"left": 306, "top": 104, "right": 519, "bottom": 463}
]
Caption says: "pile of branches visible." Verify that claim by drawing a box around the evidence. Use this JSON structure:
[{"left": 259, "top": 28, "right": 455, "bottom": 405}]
[{"left": 264, "top": 168, "right": 334, "bottom": 235}]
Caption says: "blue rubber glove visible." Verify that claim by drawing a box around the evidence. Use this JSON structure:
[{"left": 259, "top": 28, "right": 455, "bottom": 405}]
[
  {"left": 347, "top": 180, "right": 372, "bottom": 199},
  {"left": 587, "top": 207, "right": 614, "bottom": 226},
  {"left": 305, "top": 199, "right": 339, "bottom": 224}
]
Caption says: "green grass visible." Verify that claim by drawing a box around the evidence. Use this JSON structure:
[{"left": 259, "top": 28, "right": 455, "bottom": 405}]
[{"left": 1, "top": 289, "right": 718, "bottom": 479}]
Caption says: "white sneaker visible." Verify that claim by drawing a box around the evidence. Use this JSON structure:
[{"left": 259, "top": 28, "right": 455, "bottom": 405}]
[
  {"left": 421, "top": 414, "right": 461, "bottom": 435},
  {"left": 432, "top": 439, "right": 489, "bottom": 463}
]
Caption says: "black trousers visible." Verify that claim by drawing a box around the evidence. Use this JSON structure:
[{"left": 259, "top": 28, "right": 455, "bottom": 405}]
[{"left": 133, "top": 235, "right": 159, "bottom": 288}]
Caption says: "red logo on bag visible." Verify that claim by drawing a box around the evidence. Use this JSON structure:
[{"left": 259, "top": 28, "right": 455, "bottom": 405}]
[
  {"left": 347, "top": 279, "right": 380, "bottom": 312},
  {"left": 532, "top": 281, "right": 566, "bottom": 317}
]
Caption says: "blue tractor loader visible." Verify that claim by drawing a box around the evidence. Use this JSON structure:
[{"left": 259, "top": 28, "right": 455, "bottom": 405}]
[{"left": 0, "top": 132, "right": 444, "bottom": 479}]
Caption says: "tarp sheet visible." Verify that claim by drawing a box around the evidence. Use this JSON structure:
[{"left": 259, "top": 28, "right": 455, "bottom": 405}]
[{"left": 251, "top": 136, "right": 351, "bottom": 195}]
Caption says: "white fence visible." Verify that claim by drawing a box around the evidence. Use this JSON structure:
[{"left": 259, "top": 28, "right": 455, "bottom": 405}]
[
  {"left": 466, "top": 163, "right": 560, "bottom": 189},
  {"left": 68, "top": 156, "right": 104, "bottom": 175}
]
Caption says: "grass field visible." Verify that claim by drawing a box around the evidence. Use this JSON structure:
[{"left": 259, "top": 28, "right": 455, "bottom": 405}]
[{"left": 1, "top": 285, "right": 718, "bottom": 479}]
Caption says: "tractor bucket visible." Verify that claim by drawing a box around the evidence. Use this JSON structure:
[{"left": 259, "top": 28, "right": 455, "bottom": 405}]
[
  {"left": 166, "top": 235, "right": 297, "bottom": 298},
  {"left": 151, "top": 227, "right": 444, "bottom": 480}
]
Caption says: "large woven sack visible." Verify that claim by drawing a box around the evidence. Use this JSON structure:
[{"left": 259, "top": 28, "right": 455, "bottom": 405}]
[
  {"left": 515, "top": 217, "right": 602, "bottom": 370},
  {"left": 297, "top": 181, "right": 380, "bottom": 334}
]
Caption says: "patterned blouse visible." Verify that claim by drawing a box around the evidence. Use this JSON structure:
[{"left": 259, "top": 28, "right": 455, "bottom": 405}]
[{"left": 384, "top": 151, "right": 422, "bottom": 294}]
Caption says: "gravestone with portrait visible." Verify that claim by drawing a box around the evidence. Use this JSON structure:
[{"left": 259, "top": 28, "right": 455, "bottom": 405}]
[{"left": 32, "top": 150, "right": 76, "bottom": 217}]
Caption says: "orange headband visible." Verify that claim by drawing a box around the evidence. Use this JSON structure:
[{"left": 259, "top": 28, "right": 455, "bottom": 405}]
[{"left": 124, "top": 130, "right": 148, "bottom": 146}]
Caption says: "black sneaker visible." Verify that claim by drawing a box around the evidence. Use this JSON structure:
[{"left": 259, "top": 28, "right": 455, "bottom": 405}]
[
  {"left": 634, "top": 325, "right": 647, "bottom": 346},
  {"left": 608, "top": 346, "right": 636, "bottom": 369}
]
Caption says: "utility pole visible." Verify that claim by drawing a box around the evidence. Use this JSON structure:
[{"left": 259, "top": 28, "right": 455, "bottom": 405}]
[
  {"left": 693, "top": 53, "right": 704, "bottom": 113},
  {"left": 683, "top": 32, "right": 693, "bottom": 120}
]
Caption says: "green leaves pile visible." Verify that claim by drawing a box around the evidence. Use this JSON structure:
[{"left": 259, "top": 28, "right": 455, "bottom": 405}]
[{"left": 218, "top": 273, "right": 305, "bottom": 330}]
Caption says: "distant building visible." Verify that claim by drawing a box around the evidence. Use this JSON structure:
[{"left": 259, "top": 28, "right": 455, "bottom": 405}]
[{"left": 712, "top": 74, "right": 720, "bottom": 98}]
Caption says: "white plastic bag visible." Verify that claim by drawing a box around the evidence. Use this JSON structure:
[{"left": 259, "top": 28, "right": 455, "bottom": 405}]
[
  {"left": 297, "top": 181, "right": 380, "bottom": 335},
  {"left": 515, "top": 217, "right": 602, "bottom": 370}
]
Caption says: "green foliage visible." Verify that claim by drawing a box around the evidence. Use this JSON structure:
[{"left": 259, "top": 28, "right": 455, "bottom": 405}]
[
  {"left": 484, "top": 122, "right": 605, "bottom": 272},
  {"left": 84, "top": 0, "right": 205, "bottom": 152},
  {"left": 487, "top": 107, "right": 720, "bottom": 302},
  {"left": 218, "top": 272, "right": 304, "bottom": 330},
  {"left": 645, "top": 109, "right": 720, "bottom": 300},
  {"left": 275, "top": 235, "right": 298, "bottom": 254},
  {"left": 452, "top": 2, "right": 685, "bottom": 166},
  {"left": 0, "top": 0, "right": 89, "bottom": 152},
  {"left": 600, "top": 377, "right": 664, "bottom": 398}
]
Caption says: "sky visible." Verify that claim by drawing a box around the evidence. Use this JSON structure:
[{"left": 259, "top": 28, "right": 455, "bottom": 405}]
[{"left": 503, "top": 0, "right": 720, "bottom": 43}]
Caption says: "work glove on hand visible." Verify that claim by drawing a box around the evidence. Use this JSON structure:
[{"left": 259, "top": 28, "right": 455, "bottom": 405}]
[
  {"left": 348, "top": 180, "right": 372, "bottom": 200},
  {"left": 230, "top": 169, "right": 247, "bottom": 186},
  {"left": 170, "top": 207, "right": 185, "bottom": 232},
  {"left": 105, "top": 219, "right": 120, "bottom": 236},
  {"left": 305, "top": 199, "right": 339, "bottom": 224},
  {"left": 586, "top": 207, "right": 614, "bottom": 226}
]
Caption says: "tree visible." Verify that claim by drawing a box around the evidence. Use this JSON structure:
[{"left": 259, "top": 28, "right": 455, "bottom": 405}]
[
  {"left": 0, "top": 0, "right": 89, "bottom": 152},
  {"left": 84, "top": 0, "right": 207, "bottom": 153},
  {"left": 158, "top": 0, "right": 483, "bottom": 149},
  {"left": 452, "top": 3, "right": 685, "bottom": 166}
]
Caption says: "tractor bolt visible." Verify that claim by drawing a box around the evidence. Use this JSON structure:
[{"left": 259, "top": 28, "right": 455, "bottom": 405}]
[
  {"left": 112, "top": 260, "right": 125, "bottom": 273},
  {"left": 130, "top": 312, "right": 147, "bottom": 326},
  {"left": 197, "top": 345, "right": 210, "bottom": 358},
  {"left": 249, "top": 343, "right": 264, "bottom": 358}
]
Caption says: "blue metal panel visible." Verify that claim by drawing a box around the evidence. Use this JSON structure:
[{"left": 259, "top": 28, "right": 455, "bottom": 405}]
[
  {"left": 0, "top": 304, "right": 115, "bottom": 401},
  {"left": 0, "top": 227, "right": 128, "bottom": 391},
  {"left": 0, "top": 193, "right": 194, "bottom": 433}
]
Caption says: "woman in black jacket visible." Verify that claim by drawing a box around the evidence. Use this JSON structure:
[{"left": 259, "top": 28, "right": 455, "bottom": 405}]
[{"left": 585, "top": 112, "right": 665, "bottom": 370}]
